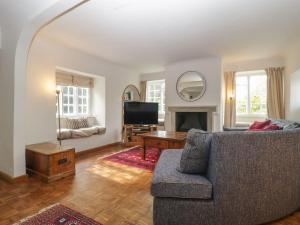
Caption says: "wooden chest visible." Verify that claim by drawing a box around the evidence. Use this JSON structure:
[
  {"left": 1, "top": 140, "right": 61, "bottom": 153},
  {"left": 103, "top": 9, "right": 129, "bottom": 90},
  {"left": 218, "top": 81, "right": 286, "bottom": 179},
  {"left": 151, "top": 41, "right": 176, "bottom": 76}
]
[{"left": 26, "top": 142, "right": 75, "bottom": 183}]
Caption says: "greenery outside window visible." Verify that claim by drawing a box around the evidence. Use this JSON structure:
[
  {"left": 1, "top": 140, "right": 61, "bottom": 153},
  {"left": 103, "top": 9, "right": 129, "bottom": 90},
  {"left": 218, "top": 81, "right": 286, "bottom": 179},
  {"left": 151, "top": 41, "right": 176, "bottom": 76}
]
[{"left": 235, "top": 70, "right": 267, "bottom": 121}]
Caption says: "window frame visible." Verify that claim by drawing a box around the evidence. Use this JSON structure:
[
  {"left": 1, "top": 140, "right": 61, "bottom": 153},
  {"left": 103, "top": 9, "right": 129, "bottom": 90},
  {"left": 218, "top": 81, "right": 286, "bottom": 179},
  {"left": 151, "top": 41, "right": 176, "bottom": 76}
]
[
  {"left": 146, "top": 79, "right": 166, "bottom": 118},
  {"left": 235, "top": 70, "right": 267, "bottom": 117},
  {"left": 56, "top": 85, "right": 91, "bottom": 117}
]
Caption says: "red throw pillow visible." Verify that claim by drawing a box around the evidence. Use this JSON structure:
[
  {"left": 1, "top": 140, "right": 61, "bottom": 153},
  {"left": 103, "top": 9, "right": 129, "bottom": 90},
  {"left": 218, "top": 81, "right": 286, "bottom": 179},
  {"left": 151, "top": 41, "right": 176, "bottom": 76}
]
[
  {"left": 248, "top": 120, "right": 280, "bottom": 131},
  {"left": 248, "top": 120, "right": 271, "bottom": 130},
  {"left": 262, "top": 124, "right": 280, "bottom": 131}
]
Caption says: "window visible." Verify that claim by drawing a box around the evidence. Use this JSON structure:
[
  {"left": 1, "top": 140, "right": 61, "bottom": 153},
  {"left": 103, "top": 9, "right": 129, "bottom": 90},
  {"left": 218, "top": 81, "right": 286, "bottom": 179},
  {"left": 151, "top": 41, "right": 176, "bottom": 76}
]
[
  {"left": 235, "top": 70, "right": 267, "bottom": 116},
  {"left": 56, "top": 85, "right": 90, "bottom": 116},
  {"left": 146, "top": 80, "right": 165, "bottom": 117}
]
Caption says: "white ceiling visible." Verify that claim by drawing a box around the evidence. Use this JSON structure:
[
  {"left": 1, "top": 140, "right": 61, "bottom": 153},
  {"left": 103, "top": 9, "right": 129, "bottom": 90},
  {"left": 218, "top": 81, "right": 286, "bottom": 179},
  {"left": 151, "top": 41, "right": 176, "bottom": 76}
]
[
  {"left": 40, "top": 0, "right": 300, "bottom": 72},
  {"left": 0, "top": 0, "right": 59, "bottom": 27}
]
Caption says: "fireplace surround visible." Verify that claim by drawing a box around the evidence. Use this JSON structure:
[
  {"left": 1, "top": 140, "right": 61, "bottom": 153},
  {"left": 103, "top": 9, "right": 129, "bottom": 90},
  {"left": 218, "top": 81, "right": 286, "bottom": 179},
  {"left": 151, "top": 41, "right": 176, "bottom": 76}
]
[{"left": 168, "top": 106, "right": 217, "bottom": 132}]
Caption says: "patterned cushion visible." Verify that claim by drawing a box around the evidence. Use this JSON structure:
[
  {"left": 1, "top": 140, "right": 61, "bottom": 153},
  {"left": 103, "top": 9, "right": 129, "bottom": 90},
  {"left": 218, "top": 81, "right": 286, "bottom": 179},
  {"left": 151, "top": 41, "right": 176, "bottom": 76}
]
[
  {"left": 78, "top": 118, "right": 89, "bottom": 128},
  {"left": 271, "top": 119, "right": 300, "bottom": 130},
  {"left": 66, "top": 118, "right": 80, "bottom": 129},
  {"left": 66, "top": 118, "right": 89, "bottom": 129},
  {"left": 177, "top": 129, "right": 212, "bottom": 174}
]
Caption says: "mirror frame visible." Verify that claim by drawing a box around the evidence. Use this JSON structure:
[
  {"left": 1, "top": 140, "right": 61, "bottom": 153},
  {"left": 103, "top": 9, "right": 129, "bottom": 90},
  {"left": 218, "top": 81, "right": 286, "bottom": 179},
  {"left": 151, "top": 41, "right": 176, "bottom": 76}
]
[
  {"left": 176, "top": 71, "right": 206, "bottom": 102},
  {"left": 122, "top": 84, "right": 141, "bottom": 102}
]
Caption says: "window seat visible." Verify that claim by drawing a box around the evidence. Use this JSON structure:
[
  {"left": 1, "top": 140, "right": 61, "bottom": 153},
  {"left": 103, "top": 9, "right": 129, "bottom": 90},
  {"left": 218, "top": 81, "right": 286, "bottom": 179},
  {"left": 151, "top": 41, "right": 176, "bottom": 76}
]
[{"left": 57, "top": 117, "right": 106, "bottom": 140}]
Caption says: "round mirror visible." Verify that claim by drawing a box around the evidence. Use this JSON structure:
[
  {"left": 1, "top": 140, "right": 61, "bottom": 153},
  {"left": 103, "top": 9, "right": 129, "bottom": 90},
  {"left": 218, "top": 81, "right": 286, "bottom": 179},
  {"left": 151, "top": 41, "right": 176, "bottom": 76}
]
[
  {"left": 176, "top": 71, "right": 206, "bottom": 102},
  {"left": 122, "top": 84, "right": 140, "bottom": 102}
]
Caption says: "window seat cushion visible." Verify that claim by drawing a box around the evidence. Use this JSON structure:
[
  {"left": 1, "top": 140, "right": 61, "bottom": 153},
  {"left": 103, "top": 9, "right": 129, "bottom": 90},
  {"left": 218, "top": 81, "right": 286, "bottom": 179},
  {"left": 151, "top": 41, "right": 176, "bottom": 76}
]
[
  {"left": 57, "top": 126, "right": 106, "bottom": 140},
  {"left": 72, "top": 126, "right": 99, "bottom": 138},
  {"left": 58, "top": 129, "right": 72, "bottom": 140}
]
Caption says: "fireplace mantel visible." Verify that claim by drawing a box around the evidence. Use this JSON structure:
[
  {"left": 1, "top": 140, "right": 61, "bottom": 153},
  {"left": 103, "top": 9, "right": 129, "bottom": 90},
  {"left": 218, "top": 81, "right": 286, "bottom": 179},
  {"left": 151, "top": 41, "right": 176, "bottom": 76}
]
[{"left": 168, "top": 106, "right": 217, "bottom": 132}]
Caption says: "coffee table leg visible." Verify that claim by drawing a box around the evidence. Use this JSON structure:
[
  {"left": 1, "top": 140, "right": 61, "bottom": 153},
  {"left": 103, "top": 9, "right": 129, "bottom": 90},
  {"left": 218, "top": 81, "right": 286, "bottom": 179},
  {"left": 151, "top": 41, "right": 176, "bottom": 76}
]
[{"left": 142, "top": 143, "right": 146, "bottom": 160}]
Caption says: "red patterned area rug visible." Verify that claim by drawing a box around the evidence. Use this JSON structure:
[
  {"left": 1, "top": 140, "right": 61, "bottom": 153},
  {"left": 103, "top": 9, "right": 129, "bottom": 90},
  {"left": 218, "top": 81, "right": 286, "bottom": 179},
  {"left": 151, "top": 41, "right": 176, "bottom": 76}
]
[
  {"left": 14, "top": 204, "right": 102, "bottom": 225},
  {"left": 102, "top": 147, "right": 159, "bottom": 171}
]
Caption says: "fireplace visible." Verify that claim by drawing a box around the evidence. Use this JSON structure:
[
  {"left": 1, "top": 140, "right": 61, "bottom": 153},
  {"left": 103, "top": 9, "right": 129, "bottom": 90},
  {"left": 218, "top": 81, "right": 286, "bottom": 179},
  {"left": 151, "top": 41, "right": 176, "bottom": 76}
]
[
  {"left": 168, "top": 106, "right": 217, "bottom": 132},
  {"left": 176, "top": 112, "right": 207, "bottom": 132}
]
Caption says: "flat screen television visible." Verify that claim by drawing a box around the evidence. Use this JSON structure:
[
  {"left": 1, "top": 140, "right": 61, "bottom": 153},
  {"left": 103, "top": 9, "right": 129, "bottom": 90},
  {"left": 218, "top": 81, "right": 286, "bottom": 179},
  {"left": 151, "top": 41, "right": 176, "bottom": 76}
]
[{"left": 124, "top": 102, "right": 159, "bottom": 125}]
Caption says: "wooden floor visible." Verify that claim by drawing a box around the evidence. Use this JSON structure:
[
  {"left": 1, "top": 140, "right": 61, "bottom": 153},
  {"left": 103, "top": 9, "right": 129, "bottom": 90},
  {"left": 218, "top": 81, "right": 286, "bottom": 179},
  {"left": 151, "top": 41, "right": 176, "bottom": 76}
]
[{"left": 0, "top": 145, "right": 300, "bottom": 225}]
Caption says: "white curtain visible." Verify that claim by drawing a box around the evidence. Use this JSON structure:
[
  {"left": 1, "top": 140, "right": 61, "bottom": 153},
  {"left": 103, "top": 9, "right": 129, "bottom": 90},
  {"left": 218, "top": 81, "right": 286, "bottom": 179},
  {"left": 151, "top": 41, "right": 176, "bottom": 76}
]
[
  {"left": 224, "top": 71, "right": 236, "bottom": 128},
  {"left": 265, "top": 67, "right": 285, "bottom": 119},
  {"left": 140, "top": 81, "right": 147, "bottom": 102}
]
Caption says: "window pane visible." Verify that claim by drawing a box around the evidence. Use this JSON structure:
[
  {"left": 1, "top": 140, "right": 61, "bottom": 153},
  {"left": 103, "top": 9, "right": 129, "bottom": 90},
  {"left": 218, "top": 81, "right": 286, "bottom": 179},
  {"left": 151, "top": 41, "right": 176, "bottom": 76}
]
[
  {"left": 69, "top": 87, "right": 73, "bottom": 95},
  {"left": 83, "top": 89, "right": 87, "bottom": 96},
  {"left": 63, "top": 96, "right": 68, "bottom": 104},
  {"left": 78, "top": 106, "right": 82, "bottom": 113},
  {"left": 249, "top": 75, "right": 267, "bottom": 114},
  {"left": 63, "top": 106, "right": 68, "bottom": 114},
  {"left": 83, "top": 106, "right": 87, "bottom": 113},
  {"left": 69, "top": 97, "right": 73, "bottom": 104},
  {"left": 146, "top": 80, "right": 166, "bottom": 115},
  {"left": 63, "top": 87, "right": 68, "bottom": 94},
  {"left": 83, "top": 98, "right": 87, "bottom": 105},
  {"left": 78, "top": 97, "right": 82, "bottom": 104},
  {"left": 78, "top": 88, "right": 82, "bottom": 96},
  {"left": 236, "top": 76, "right": 248, "bottom": 114},
  {"left": 69, "top": 106, "right": 73, "bottom": 114}
]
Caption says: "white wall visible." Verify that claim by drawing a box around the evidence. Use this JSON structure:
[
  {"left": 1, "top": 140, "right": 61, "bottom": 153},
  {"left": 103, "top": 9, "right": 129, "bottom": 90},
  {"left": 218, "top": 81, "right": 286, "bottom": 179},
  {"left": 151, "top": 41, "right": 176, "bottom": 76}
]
[
  {"left": 139, "top": 58, "right": 223, "bottom": 131},
  {"left": 223, "top": 57, "right": 285, "bottom": 72},
  {"left": 140, "top": 71, "right": 165, "bottom": 81},
  {"left": 285, "top": 41, "right": 300, "bottom": 122},
  {"left": 26, "top": 35, "right": 140, "bottom": 151},
  {"left": 0, "top": 0, "right": 85, "bottom": 177},
  {"left": 92, "top": 76, "right": 106, "bottom": 127},
  {"left": 140, "top": 58, "right": 223, "bottom": 131},
  {"left": 164, "top": 57, "right": 222, "bottom": 131}
]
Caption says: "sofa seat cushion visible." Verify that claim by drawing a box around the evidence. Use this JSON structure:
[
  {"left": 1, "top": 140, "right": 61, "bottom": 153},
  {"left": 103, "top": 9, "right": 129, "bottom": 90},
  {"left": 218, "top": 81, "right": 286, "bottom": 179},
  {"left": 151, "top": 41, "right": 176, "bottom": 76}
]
[{"left": 151, "top": 149, "right": 212, "bottom": 199}]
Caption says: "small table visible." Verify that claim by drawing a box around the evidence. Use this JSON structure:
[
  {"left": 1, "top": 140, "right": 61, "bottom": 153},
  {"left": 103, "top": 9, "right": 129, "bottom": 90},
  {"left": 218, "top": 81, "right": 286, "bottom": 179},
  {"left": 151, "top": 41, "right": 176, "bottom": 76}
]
[
  {"left": 139, "top": 131, "right": 187, "bottom": 160},
  {"left": 26, "top": 142, "right": 75, "bottom": 183}
]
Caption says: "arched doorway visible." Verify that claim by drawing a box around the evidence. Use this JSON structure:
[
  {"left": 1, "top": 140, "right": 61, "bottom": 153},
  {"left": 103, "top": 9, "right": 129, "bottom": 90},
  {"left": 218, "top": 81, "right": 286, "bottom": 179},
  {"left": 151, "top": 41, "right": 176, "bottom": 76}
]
[{"left": 12, "top": 0, "right": 90, "bottom": 177}]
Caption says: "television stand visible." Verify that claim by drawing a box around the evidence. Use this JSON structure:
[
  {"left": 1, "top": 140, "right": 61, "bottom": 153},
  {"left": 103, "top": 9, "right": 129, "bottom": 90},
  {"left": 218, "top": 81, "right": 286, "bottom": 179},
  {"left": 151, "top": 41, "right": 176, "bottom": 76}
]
[{"left": 122, "top": 124, "right": 157, "bottom": 147}]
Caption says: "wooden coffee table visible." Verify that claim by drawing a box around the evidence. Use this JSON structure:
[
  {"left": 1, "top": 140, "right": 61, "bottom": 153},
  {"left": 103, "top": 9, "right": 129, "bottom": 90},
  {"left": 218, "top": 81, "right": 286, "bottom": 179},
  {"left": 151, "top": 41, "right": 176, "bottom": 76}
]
[{"left": 139, "top": 131, "right": 187, "bottom": 160}]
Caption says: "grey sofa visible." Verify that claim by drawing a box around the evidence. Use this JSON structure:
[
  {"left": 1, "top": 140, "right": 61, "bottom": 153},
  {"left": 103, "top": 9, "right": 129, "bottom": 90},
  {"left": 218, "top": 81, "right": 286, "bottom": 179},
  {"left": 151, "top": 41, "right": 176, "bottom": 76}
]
[{"left": 151, "top": 129, "right": 300, "bottom": 225}]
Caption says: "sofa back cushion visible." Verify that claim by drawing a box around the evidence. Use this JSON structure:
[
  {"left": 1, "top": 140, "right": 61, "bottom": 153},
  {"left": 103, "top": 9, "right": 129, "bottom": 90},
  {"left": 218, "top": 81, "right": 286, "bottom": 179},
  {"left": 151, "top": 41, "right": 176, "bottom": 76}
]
[{"left": 177, "top": 129, "right": 212, "bottom": 174}]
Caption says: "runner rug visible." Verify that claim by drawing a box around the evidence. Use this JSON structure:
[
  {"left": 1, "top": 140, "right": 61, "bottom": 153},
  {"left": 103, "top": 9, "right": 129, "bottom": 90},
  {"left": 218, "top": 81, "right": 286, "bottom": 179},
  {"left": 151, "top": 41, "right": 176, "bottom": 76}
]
[
  {"left": 14, "top": 204, "right": 102, "bottom": 225},
  {"left": 102, "top": 147, "right": 159, "bottom": 171}
]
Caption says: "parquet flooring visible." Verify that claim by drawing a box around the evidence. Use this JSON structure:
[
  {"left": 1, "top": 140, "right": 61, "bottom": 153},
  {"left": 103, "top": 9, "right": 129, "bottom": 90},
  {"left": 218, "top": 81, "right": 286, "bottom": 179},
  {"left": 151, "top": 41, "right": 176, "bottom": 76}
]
[{"left": 0, "top": 145, "right": 300, "bottom": 225}]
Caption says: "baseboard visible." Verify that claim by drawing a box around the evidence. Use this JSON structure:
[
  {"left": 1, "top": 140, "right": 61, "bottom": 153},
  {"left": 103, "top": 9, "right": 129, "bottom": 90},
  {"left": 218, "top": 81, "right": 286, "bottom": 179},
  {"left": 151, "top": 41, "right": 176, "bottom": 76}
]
[
  {"left": 75, "top": 142, "right": 122, "bottom": 158},
  {"left": 0, "top": 171, "right": 28, "bottom": 183}
]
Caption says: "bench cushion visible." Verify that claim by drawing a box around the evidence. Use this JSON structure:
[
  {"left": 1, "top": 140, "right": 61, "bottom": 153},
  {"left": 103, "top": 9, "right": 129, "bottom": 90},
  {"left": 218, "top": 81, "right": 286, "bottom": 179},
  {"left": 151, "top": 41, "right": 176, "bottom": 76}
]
[
  {"left": 151, "top": 149, "right": 212, "bottom": 199},
  {"left": 57, "top": 126, "right": 106, "bottom": 139}
]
